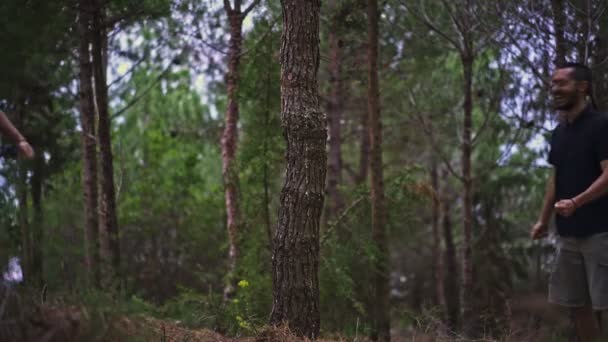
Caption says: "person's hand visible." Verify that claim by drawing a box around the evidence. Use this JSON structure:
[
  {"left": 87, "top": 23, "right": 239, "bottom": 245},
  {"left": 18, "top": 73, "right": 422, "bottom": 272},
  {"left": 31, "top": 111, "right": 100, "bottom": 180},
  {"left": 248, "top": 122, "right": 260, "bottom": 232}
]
[
  {"left": 555, "top": 199, "right": 577, "bottom": 217},
  {"left": 17, "top": 141, "right": 34, "bottom": 160},
  {"left": 531, "top": 221, "right": 549, "bottom": 239}
]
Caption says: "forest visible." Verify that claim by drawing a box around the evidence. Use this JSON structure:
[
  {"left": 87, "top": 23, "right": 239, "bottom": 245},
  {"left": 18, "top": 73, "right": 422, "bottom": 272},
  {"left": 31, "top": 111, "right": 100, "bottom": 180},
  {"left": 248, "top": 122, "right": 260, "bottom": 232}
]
[{"left": 0, "top": 0, "right": 606, "bottom": 341}]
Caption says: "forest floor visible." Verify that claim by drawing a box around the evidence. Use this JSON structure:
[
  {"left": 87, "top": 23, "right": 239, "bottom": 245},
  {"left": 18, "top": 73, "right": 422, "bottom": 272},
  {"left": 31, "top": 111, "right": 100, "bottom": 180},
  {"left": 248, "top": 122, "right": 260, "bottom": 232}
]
[{"left": 6, "top": 292, "right": 573, "bottom": 341}]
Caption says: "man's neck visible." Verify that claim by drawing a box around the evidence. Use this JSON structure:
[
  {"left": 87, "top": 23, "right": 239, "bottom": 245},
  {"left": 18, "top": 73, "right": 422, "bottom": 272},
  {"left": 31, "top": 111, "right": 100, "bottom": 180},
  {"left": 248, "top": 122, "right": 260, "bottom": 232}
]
[{"left": 563, "top": 101, "right": 588, "bottom": 123}]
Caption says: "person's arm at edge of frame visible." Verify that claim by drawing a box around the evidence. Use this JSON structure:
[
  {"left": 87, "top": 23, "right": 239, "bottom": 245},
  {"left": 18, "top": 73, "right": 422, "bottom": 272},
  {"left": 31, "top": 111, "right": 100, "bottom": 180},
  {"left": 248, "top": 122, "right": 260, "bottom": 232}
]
[
  {"left": 531, "top": 170, "right": 555, "bottom": 239},
  {"left": 555, "top": 116, "right": 608, "bottom": 216},
  {"left": 0, "top": 110, "right": 34, "bottom": 159},
  {"left": 556, "top": 160, "right": 608, "bottom": 216}
]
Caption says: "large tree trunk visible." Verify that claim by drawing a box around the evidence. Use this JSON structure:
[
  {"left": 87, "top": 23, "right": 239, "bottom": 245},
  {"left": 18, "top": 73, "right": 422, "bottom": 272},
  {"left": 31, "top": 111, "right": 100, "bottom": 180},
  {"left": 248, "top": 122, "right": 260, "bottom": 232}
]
[
  {"left": 270, "top": 0, "right": 325, "bottom": 338},
  {"left": 326, "top": 0, "right": 345, "bottom": 221},
  {"left": 367, "top": 0, "right": 390, "bottom": 340},
  {"left": 78, "top": 0, "right": 101, "bottom": 288},
  {"left": 442, "top": 189, "right": 460, "bottom": 331},
  {"left": 551, "top": 0, "right": 567, "bottom": 66},
  {"left": 460, "top": 52, "right": 474, "bottom": 333},
  {"left": 31, "top": 151, "right": 44, "bottom": 287},
  {"left": 92, "top": 0, "right": 120, "bottom": 286}
]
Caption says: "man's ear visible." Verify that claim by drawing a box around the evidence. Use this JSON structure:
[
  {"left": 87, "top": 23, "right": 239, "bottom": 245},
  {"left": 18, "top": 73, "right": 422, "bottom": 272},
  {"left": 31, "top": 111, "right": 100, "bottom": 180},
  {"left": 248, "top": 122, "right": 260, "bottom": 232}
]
[{"left": 578, "top": 80, "right": 590, "bottom": 95}]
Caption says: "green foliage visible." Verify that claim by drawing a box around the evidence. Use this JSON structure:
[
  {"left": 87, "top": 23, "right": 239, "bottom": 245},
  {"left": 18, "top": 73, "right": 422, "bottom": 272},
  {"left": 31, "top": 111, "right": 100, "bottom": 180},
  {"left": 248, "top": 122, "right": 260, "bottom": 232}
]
[{"left": 0, "top": 0, "right": 577, "bottom": 339}]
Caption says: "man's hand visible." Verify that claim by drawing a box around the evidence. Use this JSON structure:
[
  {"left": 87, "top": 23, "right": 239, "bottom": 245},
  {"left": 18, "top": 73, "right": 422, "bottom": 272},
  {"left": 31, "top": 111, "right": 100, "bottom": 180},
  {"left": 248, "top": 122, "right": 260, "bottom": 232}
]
[
  {"left": 17, "top": 141, "right": 34, "bottom": 160},
  {"left": 531, "top": 221, "right": 549, "bottom": 239},
  {"left": 555, "top": 199, "right": 577, "bottom": 217}
]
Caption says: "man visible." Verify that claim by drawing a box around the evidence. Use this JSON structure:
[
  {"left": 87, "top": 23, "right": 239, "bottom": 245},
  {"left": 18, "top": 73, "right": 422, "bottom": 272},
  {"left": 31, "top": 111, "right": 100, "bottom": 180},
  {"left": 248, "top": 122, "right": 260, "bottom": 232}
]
[
  {"left": 0, "top": 110, "right": 34, "bottom": 159},
  {"left": 532, "top": 62, "right": 608, "bottom": 342}
]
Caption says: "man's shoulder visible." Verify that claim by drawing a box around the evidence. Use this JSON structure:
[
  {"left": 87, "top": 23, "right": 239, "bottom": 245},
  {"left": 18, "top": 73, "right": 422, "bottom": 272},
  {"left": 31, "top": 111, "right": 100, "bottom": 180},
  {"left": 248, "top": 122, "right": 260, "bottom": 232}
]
[{"left": 586, "top": 110, "right": 608, "bottom": 127}]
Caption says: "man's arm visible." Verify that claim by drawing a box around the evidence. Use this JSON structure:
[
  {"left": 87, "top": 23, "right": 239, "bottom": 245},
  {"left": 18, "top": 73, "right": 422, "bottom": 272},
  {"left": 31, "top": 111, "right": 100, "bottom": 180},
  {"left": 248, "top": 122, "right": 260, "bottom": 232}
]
[
  {"left": 539, "top": 172, "right": 556, "bottom": 223},
  {"left": 0, "top": 110, "right": 27, "bottom": 144},
  {"left": 573, "top": 161, "right": 608, "bottom": 206},
  {"left": 531, "top": 170, "right": 555, "bottom": 239},
  {"left": 555, "top": 161, "right": 608, "bottom": 216}
]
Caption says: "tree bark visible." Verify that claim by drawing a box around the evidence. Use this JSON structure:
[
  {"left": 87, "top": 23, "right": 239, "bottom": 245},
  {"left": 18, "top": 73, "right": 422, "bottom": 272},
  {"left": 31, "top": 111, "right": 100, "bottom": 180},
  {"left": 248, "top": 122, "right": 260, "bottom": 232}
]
[
  {"left": 367, "top": 0, "right": 390, "bottom": 340},
  {"left": 356, "top": 108, "right": 370, "bottom": 185},
  {"left": 78, "top": 0, "right": 101, "bottom": 288},
  {"left": 593, "top": 13, "right": 608, "bottom": 110},
  {"left": 263, "top": 36, "right": 273, "bottom": 251},
  {"left": 270, "top": 0, "right": 324, "bottom": 338},
  {"left": 575, "top": 0, "right": 591, "bottom": 63},
  {"left": 551, "top": 0, "right": 567, "bottom": 66},
  {"left": 442, "top": 189, "right": 460, "bottom": 331},
  {"left": 430, "top": 158, "right": 446, "bottom": 313},
  {"left": 221, "top": 0, "right": 252, "bottom": 298},
  {"left": 460, "top": 52, "right": 474, "bottom": 332},
  {"left": 17, "top": 161, "right": 31, "bottom": 283},
  {"left": 92, "top": 0, "right": 120, "bottom": 286},
  {"left": 326, "top": 0, "right": 345, "bottom": 220},
  {"left": 31, "top": 151, "right": 44, "bottom": 287}
]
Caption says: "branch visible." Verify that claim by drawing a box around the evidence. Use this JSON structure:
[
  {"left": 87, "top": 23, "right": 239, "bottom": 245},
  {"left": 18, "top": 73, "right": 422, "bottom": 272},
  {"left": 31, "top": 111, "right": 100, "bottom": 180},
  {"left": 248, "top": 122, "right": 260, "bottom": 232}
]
[
  {"left": 408, "top": 90, "right": 465, "bottom": 182},
  {"left": 472, "top": 68, "right": 508, "bottom": 145},
  {"left": 321, "top": 196, "right": 366, "bottom": 245},
  {"left": 108, "top": 53, "right": 148, "bottom": 89},
  {"left": 439, "top": 0, "right": 466, "bottom": 48},
  {"left": 239, "top": 16, "right": 279, "bottom": 57},
  {"left": 403, "top": 0, "right": 461, "bottom": 52},
  {"left": 342, "top": 162, "right": 360, "bottom": 183},
  {"left": 111, "top": 58, "right": 175, "bottom": 120},
  {"left": 497, "top": 33, "right": 550, "bottom": 87},
  {"left": 223, "top": 0, "right": 232, "bottom": 13},
  {"left": 243, "top": 0, "right": 260, "bottom": 16}
]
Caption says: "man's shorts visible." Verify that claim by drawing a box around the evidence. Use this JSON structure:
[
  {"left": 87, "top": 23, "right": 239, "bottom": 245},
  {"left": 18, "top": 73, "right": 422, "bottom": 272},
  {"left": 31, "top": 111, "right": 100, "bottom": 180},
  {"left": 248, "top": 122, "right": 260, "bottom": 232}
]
[{"left": 549, "top": 232, "right": 608, "bottom": 310}]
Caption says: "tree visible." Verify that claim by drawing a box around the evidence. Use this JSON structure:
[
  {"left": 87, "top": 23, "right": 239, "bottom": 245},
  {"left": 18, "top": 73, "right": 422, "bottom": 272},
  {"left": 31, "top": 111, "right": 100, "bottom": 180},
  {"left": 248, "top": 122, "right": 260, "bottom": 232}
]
[
  {"left": 430, "top": 157, "right": 446, "bottom": 316},
  {"left": 367, "top": 0, "right": 390, "bottom": 340},
  {"left": 92, "top": 0, "right": 121, "bottom": 286},
  {"left": 595, "top": 12, "right": 608, "bottom": 110},
  {"left": 270, "top": 0, "right": 325, "bottom": 338},
  {"left": 221, "top": 0, "right": 260, "bottom": 299},
  {"left": 413, "top": 1, "right": 499, "bottom": 330},
  {"left": 325, "top": 0, "right": 346, "bottom": 221},
  {"left": 78, "top": 0, "right": 101, "bottom": 287},
  {"left": 551, "top": 0, "right": 567, "bottom": 66}
]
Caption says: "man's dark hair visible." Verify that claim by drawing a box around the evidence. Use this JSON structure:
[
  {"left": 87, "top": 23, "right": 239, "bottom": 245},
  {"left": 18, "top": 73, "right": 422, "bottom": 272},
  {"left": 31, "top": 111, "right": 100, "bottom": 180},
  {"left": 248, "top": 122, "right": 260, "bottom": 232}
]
[{"left": 556, "top": 62, "right": 598, "bottom": 109}]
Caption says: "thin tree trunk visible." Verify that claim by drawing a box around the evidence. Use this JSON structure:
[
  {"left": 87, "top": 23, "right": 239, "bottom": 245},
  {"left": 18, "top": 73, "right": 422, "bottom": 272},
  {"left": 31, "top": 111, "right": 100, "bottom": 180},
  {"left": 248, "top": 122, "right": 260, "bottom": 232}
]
[
  {"left": 431, "top": 158, "right": 446, "bottom": 313},
  {"left": 593, "top": 13, "right": 608, "bottom": 110},
  {"left": 326, "top": 0, "right": 345, "bottom": 220},
  {"left": 442, "top": 189, "right": 460, "bottom": 331},
  {"left": 357, "top": 104, "right": 370, "bottom": 184},
  {"left": 270, "top": 0, "right": 324, "bottom": 338},
  {"left": 460, "top": 52, "right": 474, "bottom": 333},
  {"left": 92, "top": 0, "right": 120, "bottom": 286},
  {"left": 221, "top": 0, "right": 245, "bottom": 299},
  {"left": 551, "top": 0, "right": 567, "bottom": 66},
  {"left": 17, "top": 161, "right": 31, "bottom": 283},
  {"left": 263, "top": 36, "right": 273, "bottom": 251},
  {"left": 78, "top": 0, "right": 100, "bottom": 288},
  {"left": 575, "top": 0, "right": 591, "bottom": 63},
  {"left": 367, "top": 0, "right": 390, "bottom": 340},
  {"left": 31, "top": 151, "right": 44, "bottom": 287}
]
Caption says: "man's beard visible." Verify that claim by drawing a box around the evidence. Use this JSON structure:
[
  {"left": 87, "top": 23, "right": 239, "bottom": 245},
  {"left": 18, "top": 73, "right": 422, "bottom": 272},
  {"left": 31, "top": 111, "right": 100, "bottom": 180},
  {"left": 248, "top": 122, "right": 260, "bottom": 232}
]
[{"left": 552, "top": 93, "right": 578, "bottom": 110}]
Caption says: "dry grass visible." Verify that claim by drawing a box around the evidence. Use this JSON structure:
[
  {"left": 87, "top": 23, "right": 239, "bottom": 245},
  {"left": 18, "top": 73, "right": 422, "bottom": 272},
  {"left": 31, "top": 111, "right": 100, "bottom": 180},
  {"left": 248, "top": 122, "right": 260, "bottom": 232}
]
[{"left": 7, "top": 292, "right": 573, "bottom": 341}]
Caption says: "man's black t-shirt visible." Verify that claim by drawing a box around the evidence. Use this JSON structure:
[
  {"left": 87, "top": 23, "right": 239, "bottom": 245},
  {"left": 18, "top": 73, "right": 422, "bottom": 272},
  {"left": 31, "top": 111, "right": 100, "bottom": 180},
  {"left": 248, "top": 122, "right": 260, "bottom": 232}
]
[{"left": 548, "top": 105, "right": 608, "bottom": 238}]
